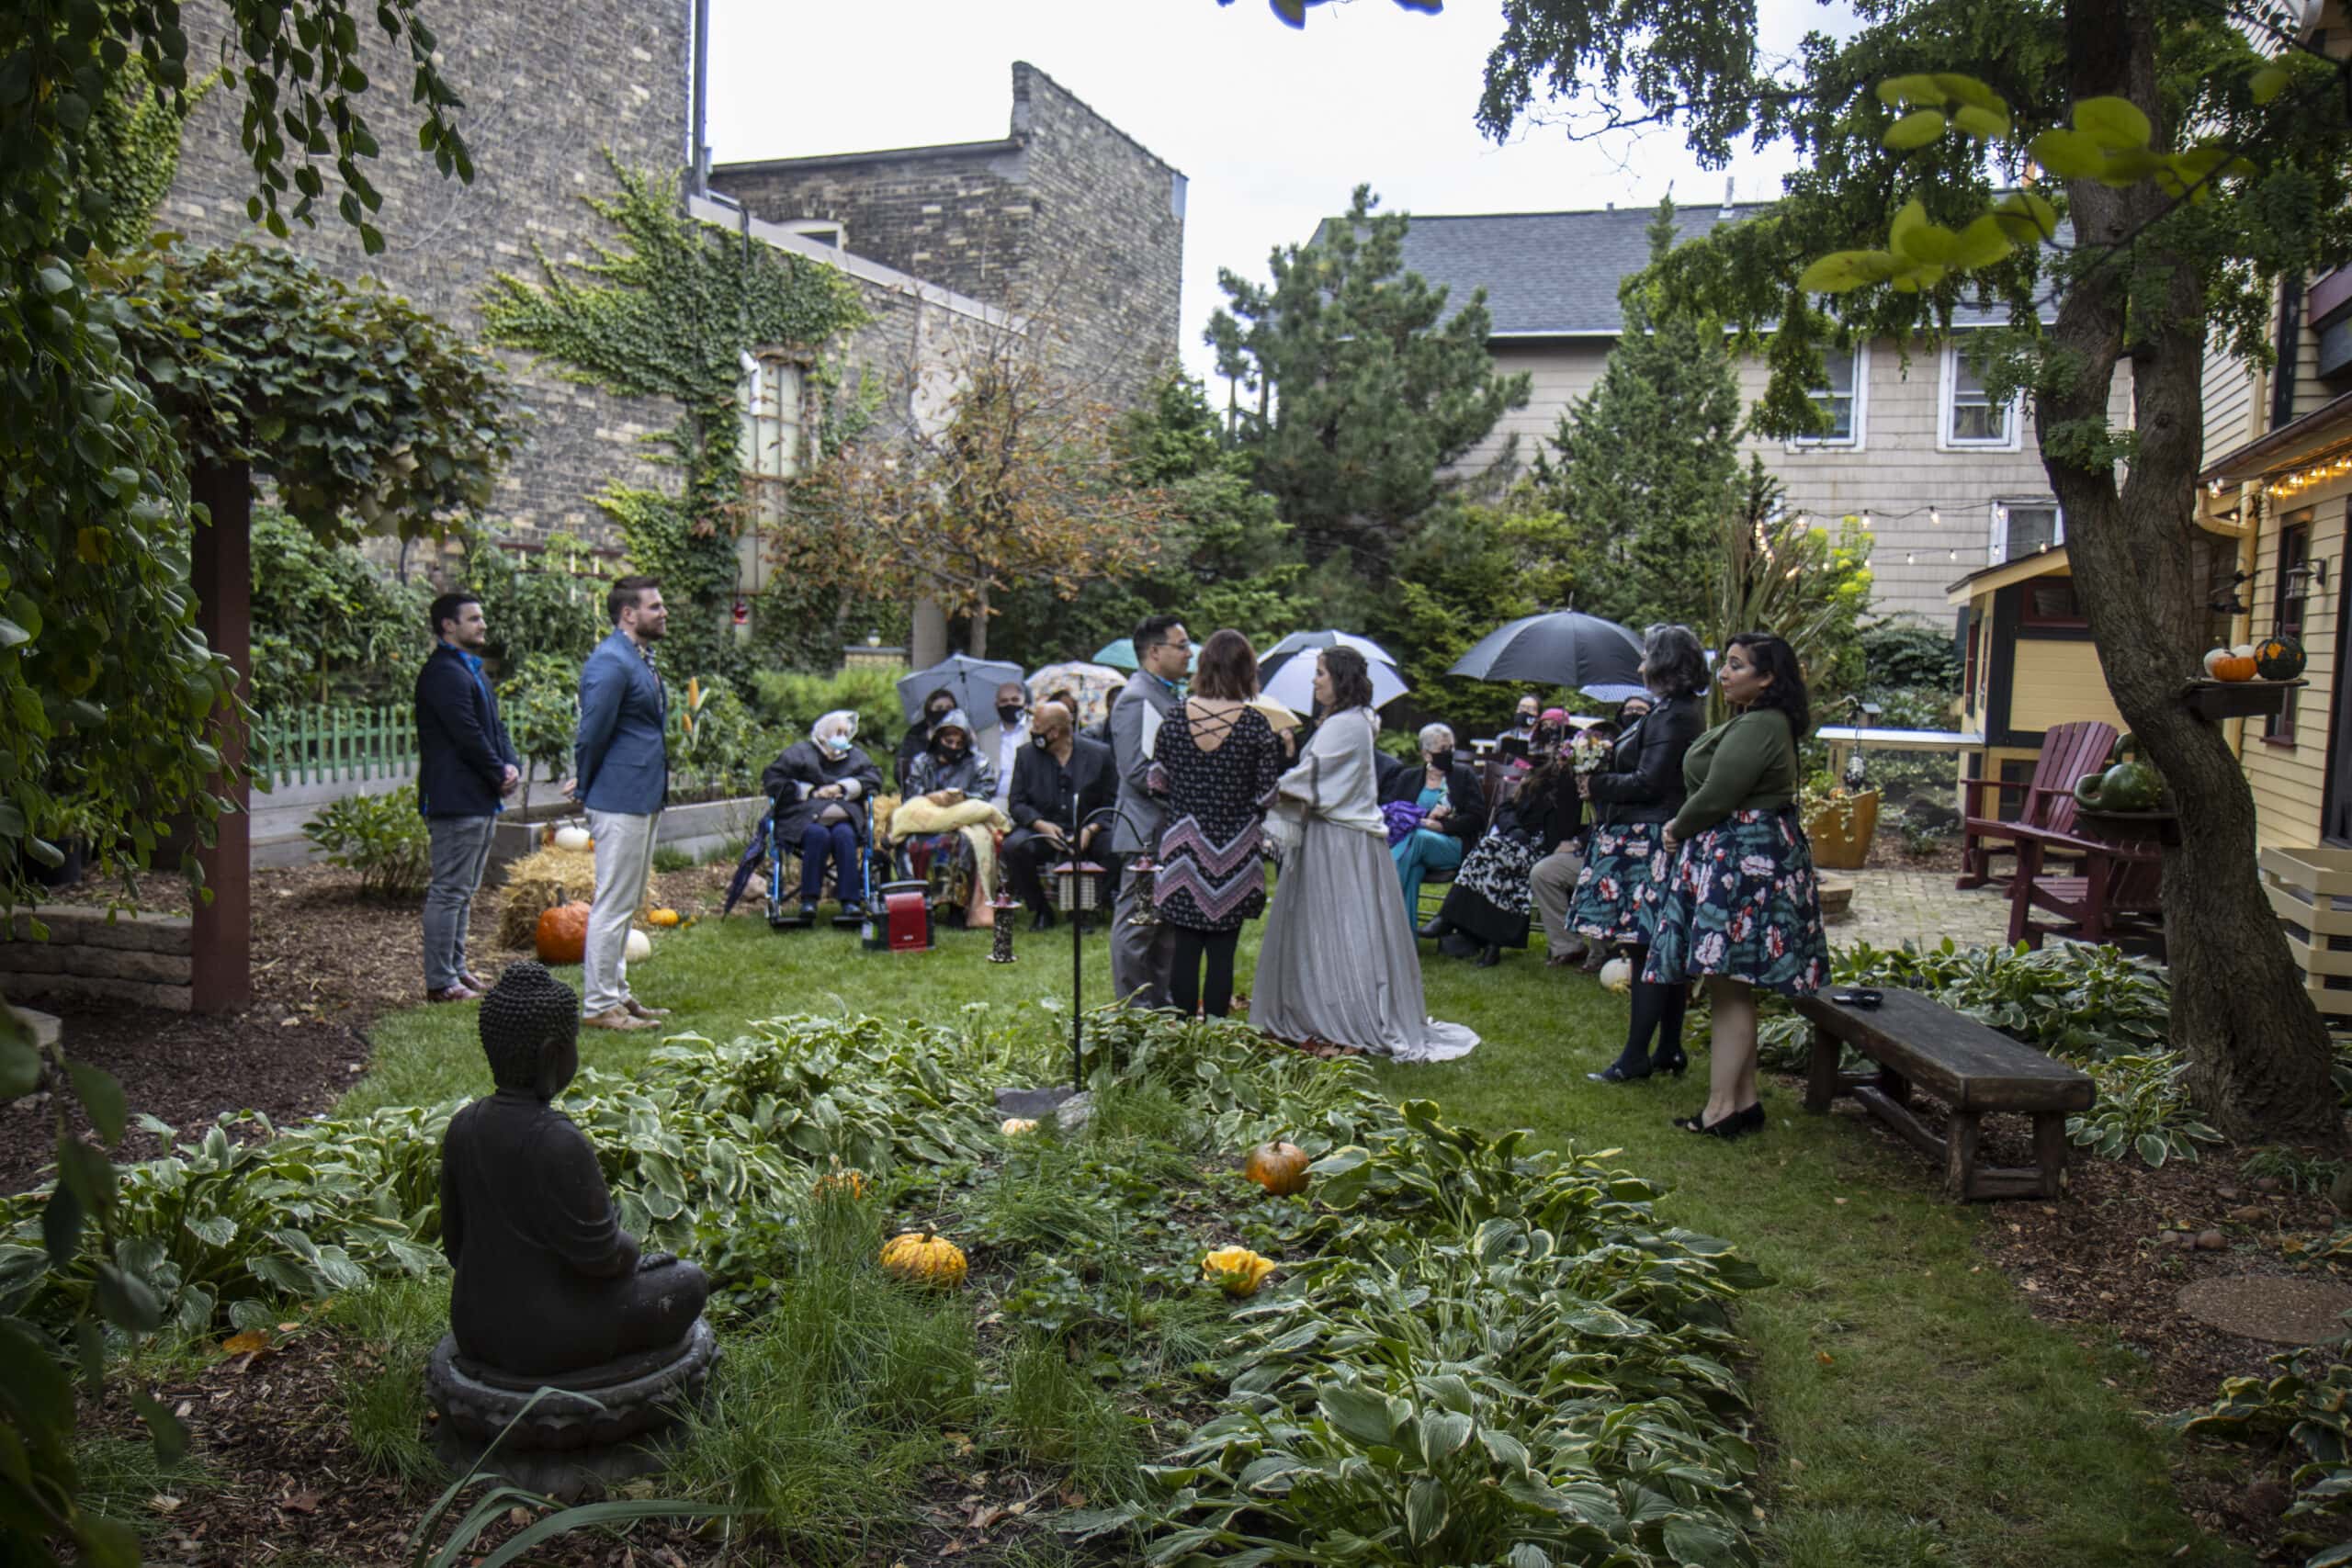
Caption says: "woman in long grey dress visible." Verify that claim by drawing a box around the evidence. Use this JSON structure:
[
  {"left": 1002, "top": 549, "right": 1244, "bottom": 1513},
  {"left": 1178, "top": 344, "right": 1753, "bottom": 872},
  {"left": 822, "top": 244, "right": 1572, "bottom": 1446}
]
[{"left": 1251, "top": 649, "right": 1478, "bottom": 1062}]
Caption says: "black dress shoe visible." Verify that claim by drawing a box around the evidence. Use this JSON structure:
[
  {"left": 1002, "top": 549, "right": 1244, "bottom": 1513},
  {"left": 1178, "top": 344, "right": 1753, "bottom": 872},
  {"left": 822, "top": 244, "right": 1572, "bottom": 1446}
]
[
  {"left": 1417, "top": 917, "right": 1451, "bottom": 940},
  {"left": 1587, "top": 1061, "right": 1652, "bottom": 1083},
  {"left": 1672, "top": 1102, "right": 1765, "bottom": 1139},
  {"left": 1651, "top": 1048, "right": 1690, "bottom": 1078},
  {"left": 1029, "top": 908, "right": 1057, "bottom": 933},
  {"left": 1475, "top": 944, "right": 1501, "bottom": 968}
]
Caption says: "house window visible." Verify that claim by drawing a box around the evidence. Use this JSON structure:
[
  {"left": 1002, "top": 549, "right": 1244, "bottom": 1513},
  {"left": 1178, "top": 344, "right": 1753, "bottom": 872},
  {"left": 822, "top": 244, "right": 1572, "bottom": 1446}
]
[
  {"left": 2267, "top": 515, "right": 2312, "bottom": 743},
  {"left": 2018, "top": 576, "right": 2088, "bottom": 627},
  {"left": 1991, "top": 500, "right": 2062, "bottom": 562},
  {"left": 1796, "top": 344, "right": 1866, "bottom": 446},
  {"left": 739, "top": 355, "right": 806, "bottom": 481},
  {"left": 1940, "top": 344, "right": 2018, "bottom": 448}
]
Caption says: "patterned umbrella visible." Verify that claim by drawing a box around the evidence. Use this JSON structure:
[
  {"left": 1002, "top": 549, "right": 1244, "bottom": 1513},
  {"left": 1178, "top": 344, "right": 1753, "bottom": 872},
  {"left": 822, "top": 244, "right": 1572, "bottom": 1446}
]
[{"left": 1025, "top": 662, "right": 1127, "bottom": 729}]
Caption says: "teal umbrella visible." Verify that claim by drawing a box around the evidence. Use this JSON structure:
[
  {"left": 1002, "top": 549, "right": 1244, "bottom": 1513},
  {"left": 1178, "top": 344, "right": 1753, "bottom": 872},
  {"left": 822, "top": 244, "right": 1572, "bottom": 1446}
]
[{"left": 1092, "top": 637, "right": 1193, "bottom": 673}]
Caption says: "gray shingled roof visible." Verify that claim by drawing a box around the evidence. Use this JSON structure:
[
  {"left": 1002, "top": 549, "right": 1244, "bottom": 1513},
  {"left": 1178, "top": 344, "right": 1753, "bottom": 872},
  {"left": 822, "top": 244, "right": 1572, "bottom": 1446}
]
[{"left": 1347, "top": 202, "right": 2033, "bottom": 337}]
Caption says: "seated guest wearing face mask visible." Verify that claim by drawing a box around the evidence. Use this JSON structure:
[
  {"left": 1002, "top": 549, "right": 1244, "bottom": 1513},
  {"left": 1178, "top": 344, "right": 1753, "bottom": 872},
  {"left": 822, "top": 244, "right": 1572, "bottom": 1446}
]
[
  {"left": 1001, "top": 702, "right": 1115, "bottom": 930},
  {"left": 896, "top": 687, "right": 956, "bottom": 787},
  {"left": 761, "top": 710, "right": 883, "bottom": 919},
  {"left": 1380, "top": 723, "right": 1488, "bottom": 920},
  {"left": 983, "top": 682, "right": 1030, "bottom": 811}
]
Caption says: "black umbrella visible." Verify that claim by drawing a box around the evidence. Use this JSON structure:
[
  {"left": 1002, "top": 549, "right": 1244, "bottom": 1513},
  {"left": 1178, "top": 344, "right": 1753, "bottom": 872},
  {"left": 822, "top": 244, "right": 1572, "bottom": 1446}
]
[{"left": 1446, "top": 611, "right": 1645, "bottom": 689}]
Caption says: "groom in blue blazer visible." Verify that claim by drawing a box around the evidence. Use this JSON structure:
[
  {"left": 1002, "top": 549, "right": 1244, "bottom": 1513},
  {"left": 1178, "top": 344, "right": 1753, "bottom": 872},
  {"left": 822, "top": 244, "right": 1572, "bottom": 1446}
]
[{"left": 571, "top": 575, "right": 671, "bottom": 1031}]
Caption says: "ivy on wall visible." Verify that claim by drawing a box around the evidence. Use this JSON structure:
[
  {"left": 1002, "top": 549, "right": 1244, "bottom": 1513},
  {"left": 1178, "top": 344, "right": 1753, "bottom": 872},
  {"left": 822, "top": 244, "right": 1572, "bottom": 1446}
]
[{"left": 481, "top": 160, "right": 869, "bottom": 682}]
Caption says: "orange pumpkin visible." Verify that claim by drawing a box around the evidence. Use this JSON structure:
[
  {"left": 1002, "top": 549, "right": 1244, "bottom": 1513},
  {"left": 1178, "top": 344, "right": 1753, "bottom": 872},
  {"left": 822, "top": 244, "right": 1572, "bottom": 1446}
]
[
  {"left": 1241, "top": 1140, "right": 1311, "bottom": 1198},
  {"left": 2212, "top": 653, "right": 2259, "bottom": 682},
  {"left": 534, "top": 901, "right": 592, "bottom": 965}
]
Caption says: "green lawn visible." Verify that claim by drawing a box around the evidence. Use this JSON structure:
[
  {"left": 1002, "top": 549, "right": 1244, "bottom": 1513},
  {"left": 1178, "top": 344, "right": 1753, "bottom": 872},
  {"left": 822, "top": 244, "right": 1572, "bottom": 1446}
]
[{"left": 353, "top": 912, "right": 2246, "bottom": 1568}]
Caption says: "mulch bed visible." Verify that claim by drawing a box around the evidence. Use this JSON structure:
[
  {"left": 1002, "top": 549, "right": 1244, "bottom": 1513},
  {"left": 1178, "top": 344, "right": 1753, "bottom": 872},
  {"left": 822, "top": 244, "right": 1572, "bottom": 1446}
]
[
  {"left": 1804, "top": 1077, "right": 2352, "bottom": 1562},
  {"left": 1, "top": 860, "right": 737, "bottom": 1196}
]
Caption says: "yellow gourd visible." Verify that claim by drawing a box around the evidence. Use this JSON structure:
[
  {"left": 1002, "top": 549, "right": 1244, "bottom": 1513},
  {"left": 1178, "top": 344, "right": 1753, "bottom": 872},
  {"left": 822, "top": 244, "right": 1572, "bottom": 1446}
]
[
  {"left": 1202, "top": 1246, "right": 1278, "bottom": 1297},
  {"left": 880, "top": 1230, "right": 967, "bottom": 1289}
]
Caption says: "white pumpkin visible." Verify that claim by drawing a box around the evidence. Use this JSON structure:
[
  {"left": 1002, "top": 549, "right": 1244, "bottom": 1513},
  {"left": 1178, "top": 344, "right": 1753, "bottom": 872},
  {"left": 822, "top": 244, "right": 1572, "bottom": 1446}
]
[
  {"left": 553, "top": 824, "right": 592, "bottom": 852},
  {"left": 1000, "top": 1117, "right": 1039, "bottom": 1136},
  {"left": 1600, "top": 957, "right": 1634, "bottom": 994},
  {"left": 624, "top": 928, "right": 651, "bottom": 963},
  {"left": 2233, "top": 642, "right": 2257, "bottom": 660}
]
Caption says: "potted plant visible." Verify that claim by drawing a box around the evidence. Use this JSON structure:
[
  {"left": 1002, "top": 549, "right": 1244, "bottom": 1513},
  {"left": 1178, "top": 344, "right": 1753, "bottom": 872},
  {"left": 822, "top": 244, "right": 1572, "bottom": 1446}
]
[{"left": 1801, "top": 770, "right": 1880, "bottom": 870}]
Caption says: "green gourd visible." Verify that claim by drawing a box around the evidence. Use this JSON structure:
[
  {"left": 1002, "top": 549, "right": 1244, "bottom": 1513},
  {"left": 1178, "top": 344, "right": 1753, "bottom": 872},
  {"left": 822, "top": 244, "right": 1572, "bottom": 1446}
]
[
  {"left": 2073, "top": 761, "right": 2164, "bottom": 812},
  {"left": 2255, "top": 634, "right": 2307, "bottom": 682}
]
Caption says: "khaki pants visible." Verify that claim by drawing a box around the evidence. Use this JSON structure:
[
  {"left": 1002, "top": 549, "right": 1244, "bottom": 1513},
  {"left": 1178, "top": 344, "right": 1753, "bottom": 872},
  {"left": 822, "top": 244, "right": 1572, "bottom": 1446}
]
[
  {"left": 582, "top": 808, "right": 659, "bottom": 1015},
  {"left": 1529, "top": 849, "right": 1586, "bottom": 954}
]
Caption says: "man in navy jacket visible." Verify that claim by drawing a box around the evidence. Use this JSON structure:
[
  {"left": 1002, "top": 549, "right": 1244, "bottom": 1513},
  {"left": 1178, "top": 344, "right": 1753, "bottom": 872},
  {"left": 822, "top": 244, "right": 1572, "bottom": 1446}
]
[
  {"left": 571, "top": 576, "right": 671, "bottom": 1031},
  {"left": 414, "top": 592, "right": 521, "bottom": 1002}
]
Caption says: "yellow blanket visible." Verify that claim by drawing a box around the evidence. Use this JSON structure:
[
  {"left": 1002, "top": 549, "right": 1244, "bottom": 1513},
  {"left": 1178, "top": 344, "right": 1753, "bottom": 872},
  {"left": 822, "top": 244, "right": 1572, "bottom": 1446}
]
[{"left": 883, "top": 795, "right": 1012, "bottom": 911}]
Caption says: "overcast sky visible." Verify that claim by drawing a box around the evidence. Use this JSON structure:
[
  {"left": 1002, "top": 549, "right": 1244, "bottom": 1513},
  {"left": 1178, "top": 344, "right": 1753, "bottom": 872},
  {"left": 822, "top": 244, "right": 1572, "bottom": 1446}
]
[{"left": 706, "top": 0, "right": 1849, "bottom": 390}]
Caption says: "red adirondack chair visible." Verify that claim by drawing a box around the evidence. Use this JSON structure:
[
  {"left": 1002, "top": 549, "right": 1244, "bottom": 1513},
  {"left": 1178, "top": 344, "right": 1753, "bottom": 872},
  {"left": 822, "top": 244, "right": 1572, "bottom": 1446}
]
[
  {"left": 2006, "top": 821, "right": 2165, "bottom": 952},
  {"left": 1955, "top": 720, "right": 2120, "bottom": 891}
]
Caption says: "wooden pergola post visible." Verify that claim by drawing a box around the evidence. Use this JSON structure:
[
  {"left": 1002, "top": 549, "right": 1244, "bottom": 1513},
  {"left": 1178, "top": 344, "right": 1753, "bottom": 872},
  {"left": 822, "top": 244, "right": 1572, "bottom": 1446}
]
[{"left": 189, "top": 462, "right": 252, "bottom": 1013}]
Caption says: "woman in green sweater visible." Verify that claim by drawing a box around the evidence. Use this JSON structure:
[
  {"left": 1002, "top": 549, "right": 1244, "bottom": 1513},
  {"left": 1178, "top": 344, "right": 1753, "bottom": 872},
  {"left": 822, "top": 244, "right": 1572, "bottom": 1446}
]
[{"left": 1646, "top": 632, "right": 1832, "bottom": 1140}]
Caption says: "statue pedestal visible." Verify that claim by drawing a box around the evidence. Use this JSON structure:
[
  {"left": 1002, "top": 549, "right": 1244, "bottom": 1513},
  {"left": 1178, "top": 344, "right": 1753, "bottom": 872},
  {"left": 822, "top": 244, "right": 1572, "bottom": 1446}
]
[{"left": 424, "top": 1317, "right": 719, "bottom": 1502}]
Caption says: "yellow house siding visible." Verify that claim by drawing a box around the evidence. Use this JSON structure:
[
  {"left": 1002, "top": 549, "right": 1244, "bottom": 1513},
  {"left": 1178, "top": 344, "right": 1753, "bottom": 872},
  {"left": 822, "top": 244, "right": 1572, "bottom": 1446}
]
[
  {"left": 2202, "top": 337, "right": 2258, "bottom": 460},
  {"left": 2008, "top": 637, "right": 2125, "bottom": 736},
  {"left": 1473, "top": 336, "right": 2133, "bottom": 627},
  {"left": 2244, "top": 491, "right": 2346, "bottom": 847}
]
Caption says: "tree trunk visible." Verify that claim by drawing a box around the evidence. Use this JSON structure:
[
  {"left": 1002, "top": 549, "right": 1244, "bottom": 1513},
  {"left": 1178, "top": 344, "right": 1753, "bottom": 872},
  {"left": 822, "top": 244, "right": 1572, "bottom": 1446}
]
[
  {"left": 2044, "top": 0, "right": 2341, "bottom": 1146},
  {"left": 966, "top": 584, "right": 989, "bottom": 658},
  {"left": 911, "top": 596, "right": 948, "bottom": 670},
  {"left": 188, "top": 460, "right": 253, "bottom": 1016}
]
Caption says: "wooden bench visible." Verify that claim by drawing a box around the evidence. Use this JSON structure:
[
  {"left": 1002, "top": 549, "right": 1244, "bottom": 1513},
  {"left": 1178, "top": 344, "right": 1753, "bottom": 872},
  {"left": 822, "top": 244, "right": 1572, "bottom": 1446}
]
[{"left": 1796, "top": 987, "right": 2096, "bottom": 1201}]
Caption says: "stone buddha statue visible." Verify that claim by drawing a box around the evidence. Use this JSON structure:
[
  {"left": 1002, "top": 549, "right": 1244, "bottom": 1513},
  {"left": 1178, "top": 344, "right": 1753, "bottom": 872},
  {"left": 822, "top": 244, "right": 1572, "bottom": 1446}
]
[{"left": 437, "top": 962, "right": 708, "bottom": 1377}]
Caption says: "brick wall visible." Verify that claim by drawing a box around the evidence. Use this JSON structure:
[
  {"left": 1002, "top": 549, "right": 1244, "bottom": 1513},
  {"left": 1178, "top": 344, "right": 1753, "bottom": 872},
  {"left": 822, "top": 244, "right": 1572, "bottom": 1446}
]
[
  {"left": 162, "top": 0, "right": 693, "bottom": 542},
  {"left": 710, "top": 62, "right": 1183, "bottom": 409}
]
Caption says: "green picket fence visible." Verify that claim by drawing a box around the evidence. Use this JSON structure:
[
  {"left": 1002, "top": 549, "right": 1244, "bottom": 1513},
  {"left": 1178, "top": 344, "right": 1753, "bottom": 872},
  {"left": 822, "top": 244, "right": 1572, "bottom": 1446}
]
[{"left": 252, "top": 705, "right": 418, "bottom": 787}]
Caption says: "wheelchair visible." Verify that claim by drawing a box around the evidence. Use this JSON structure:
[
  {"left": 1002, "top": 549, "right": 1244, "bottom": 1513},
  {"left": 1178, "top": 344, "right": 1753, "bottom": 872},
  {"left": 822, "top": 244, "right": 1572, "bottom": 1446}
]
[{"left": 761, "top": 798, "right": 887, "bottom": 931}]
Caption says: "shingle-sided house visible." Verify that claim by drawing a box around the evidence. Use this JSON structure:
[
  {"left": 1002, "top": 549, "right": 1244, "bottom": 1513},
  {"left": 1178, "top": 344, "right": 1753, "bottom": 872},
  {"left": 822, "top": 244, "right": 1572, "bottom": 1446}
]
[{"left": 1385, "top": 196, "right": 2130, "bottom": 625}]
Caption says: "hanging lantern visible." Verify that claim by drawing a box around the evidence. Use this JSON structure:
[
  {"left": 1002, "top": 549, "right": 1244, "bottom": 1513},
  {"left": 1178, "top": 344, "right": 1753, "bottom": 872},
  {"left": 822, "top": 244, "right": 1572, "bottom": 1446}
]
[
  {"left": 1047, "top": 859, "right": 1110, "bottom": 914},
  {"left": 732, "top": 597, "right": 750, "bottom": 626},
  {"left": 987, "top": 886, "right": 1018, "bottom": 964},
  {"left": 1122, "top": 851, "right": 1160, "bottom": 927}
]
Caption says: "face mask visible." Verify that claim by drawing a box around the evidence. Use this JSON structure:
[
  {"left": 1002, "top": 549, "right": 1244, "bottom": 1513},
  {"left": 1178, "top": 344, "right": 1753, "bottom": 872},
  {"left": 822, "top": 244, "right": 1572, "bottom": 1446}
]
[
  {"left": 998, "top": 704, "right": 1025, "bottom": 728},
  {"left": 1034, "top": 731, "right": 1056, "bottom": 749},
  {"left": 1431, "top": 750, "right": 1456, "bottom": 773},
  {"left": 820, "top": 735, "right": 850, "bottom": 757},
  {"left": 929, "top": 706, "right": 952, "bottom": 724}
]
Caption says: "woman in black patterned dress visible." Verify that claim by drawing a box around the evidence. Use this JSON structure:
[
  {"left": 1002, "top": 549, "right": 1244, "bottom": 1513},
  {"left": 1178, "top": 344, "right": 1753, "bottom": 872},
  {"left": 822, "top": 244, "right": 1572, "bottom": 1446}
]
[{"left": 1150, "top": 630, "right": 1285, "bottom": 1018}]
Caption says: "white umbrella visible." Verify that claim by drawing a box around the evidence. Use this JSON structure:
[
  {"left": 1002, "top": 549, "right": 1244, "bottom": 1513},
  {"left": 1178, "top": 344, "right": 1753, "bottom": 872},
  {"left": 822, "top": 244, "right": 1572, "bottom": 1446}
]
[
  {"left": 1261, "top": 653, "right": 1409, "bottom": 716},
  {"left": 1261, "top": 629, "right": 1399, "bottom": 665}
]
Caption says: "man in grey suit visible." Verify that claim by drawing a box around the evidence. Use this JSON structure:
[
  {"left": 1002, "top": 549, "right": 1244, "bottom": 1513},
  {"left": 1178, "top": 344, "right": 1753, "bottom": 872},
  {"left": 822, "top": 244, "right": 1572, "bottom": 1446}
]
[{"left": 1108, "top": 614, "right": 1189, "bottom": 1010}]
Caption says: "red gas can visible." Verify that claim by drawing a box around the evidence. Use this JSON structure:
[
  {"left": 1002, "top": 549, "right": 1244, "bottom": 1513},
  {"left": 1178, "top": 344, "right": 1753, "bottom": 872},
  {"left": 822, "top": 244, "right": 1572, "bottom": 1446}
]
[{"left": 863, "top": 879, "right": 932, "bottom": 953}]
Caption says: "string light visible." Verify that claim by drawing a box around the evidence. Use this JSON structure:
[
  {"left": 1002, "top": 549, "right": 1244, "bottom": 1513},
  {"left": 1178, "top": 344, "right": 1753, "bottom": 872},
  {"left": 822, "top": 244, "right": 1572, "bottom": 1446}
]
[{"left": 1929, "top": 507, "right": 1941, "bottom": 526}]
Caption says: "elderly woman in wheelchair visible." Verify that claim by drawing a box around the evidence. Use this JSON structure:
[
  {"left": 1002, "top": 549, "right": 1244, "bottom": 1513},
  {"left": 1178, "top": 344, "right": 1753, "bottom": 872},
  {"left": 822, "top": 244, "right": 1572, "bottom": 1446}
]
[{"left": 761, "top": 710, "right": 884, "bottom": 921}]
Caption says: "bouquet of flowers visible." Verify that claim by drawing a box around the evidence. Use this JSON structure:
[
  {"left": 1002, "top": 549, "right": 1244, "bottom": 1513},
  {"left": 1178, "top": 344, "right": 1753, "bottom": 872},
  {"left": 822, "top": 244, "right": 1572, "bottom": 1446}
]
[{"left": 1569, "top": 730, "right": 1613, "bottom": 775}]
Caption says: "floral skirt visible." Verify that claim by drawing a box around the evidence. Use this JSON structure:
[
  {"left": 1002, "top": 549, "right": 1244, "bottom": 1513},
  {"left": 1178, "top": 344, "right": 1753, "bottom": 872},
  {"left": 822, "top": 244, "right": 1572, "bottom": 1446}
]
[
  {"left": 1642, "top": 807, "right": 1831, "bottom": 996},
  {"left": 1566, "top": 821, "right": 1668, "bottom": 945}
]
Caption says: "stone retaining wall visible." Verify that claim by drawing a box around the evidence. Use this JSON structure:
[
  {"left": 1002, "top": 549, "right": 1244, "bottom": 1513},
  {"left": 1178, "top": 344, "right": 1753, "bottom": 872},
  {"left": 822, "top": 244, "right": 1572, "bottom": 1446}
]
[{"left": 0, "top": 908, "right": 196, "bottom": 1011}]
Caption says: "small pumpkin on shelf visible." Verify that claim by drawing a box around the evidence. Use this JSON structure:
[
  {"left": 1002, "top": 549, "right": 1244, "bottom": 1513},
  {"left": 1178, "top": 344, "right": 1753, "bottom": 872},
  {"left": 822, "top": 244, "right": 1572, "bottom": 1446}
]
[
  {"left": 2255, "top": 633, "right": 2308, "bottom": 682},
  {"left": 2204, "top": 643, "right": 2260, "bottom": 682},
  {"left": 534, "top": 900, "right": 592, "bottom": 965},
  {"left": 648, "top": 908, "right": 683, "bottom": 928}
]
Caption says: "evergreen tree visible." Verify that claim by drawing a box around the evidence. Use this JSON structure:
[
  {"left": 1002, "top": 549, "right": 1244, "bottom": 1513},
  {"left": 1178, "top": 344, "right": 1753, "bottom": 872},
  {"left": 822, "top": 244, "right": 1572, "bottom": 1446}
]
[
  {"left": 1544, "top": 197, "right": 1744, "bottom": 632},
  {"left": 1207, "top": 186, "right": 1531, "bottom": 579}
]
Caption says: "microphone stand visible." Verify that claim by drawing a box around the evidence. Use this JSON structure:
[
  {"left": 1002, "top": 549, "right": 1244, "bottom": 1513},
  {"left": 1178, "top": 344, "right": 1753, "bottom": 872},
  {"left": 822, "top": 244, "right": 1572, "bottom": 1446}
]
[{"left": 994, "top": 784, "right": 1148, "bottom": 1118}]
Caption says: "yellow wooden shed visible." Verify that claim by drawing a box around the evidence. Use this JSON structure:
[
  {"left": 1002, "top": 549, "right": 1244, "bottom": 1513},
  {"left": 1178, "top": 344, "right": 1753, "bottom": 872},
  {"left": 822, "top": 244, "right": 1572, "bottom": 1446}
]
[{"left": 1944, "top": 547, "right": 2127, "bottom": 807}]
